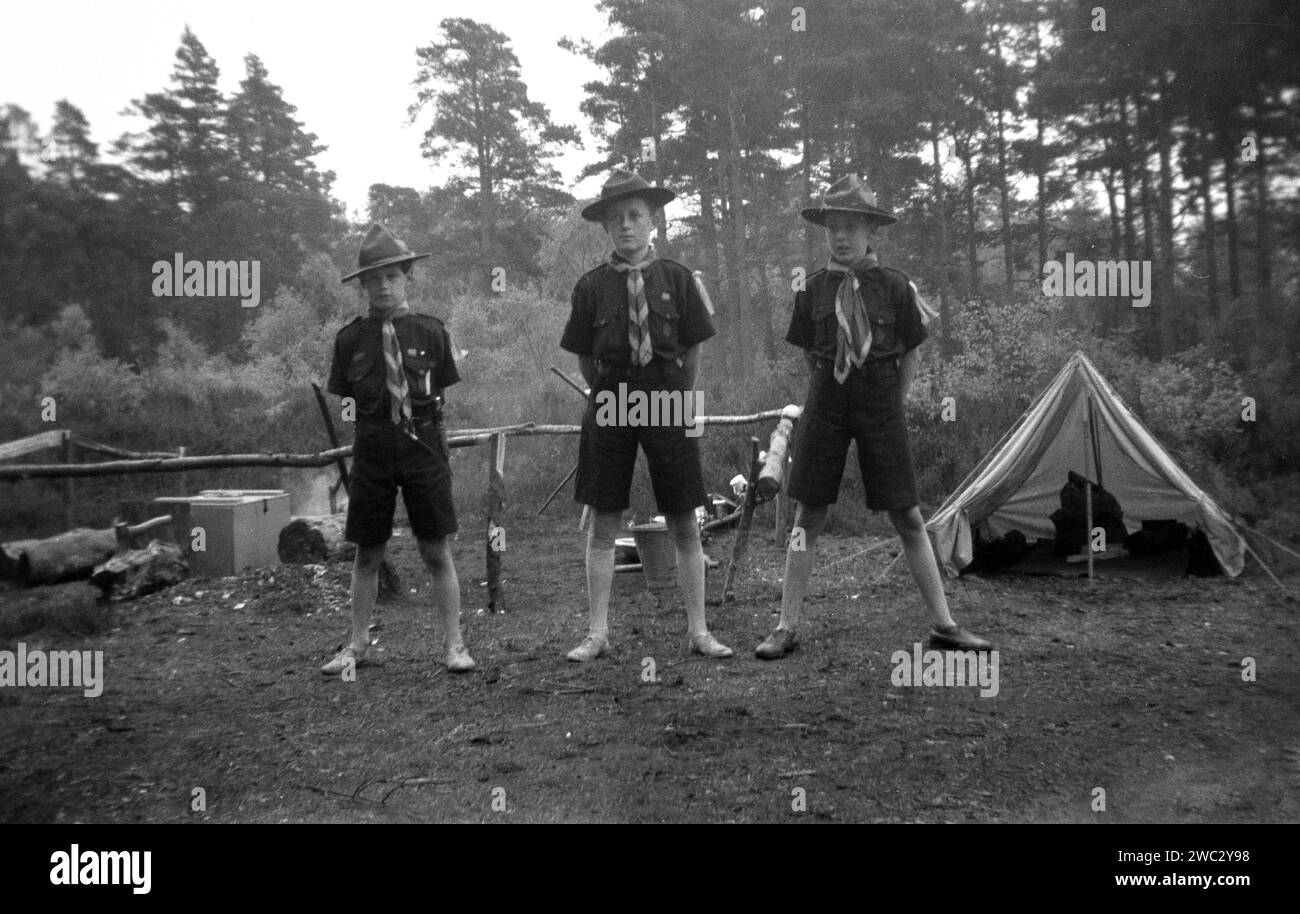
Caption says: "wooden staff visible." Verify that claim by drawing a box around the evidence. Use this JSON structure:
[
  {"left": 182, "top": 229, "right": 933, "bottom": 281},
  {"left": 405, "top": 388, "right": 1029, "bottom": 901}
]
[
  {"left": 486, "top": 433, "right": 506, "bottom": 613},
  {"left": 311, "top": 381, "right": 350, "bottom": 495},
  {"left": 720, "top": 437, "right": 763, "bottom": 603}
]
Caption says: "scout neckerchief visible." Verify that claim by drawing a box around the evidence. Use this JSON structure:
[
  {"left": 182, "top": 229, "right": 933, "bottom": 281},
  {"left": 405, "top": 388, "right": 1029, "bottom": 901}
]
[
  {"left": 826, "top": 251, "right": 878, "bottom": 384},
  {"left": 369, "top": 301, "right": 413, "bottom": 426},
  {"left": 608, "top": 245, "right": 657, "bottom": 367}
]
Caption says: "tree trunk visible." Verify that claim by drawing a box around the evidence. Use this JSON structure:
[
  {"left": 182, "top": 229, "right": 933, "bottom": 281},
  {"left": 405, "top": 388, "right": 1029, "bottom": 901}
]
[
  {"left": 1222, "top": 141, "right": 1241, "bottom": 299},
  {"left": 1136, "top": 103, "right": 1159, "bottom": 357},
  {"left": 1156, "top": 82, "right": 1179, "bottom": 354},
  {"left": 957, "top": 133, "right": 979, "bottom": 296},
  {"left": 1252, "top": 127, "right": 1272, "bottom": 322},
  {"left": 1118, "top": 96, "right": 1137, "bottom": 264},
  {"left": 995, "top": 105, "right": 1015, "bottom": 292},
  {"left": 725, "top": 94, "right": 750, "bottom": 380},
  {"left": 930, "top": 129, "right": 952, "bottom": 354},
  {"left": 1200, "top": 154, "right": 1220, "bottom": 323},
  {"left": 801, "top": 100, "right": 818, "bottom": 266}
]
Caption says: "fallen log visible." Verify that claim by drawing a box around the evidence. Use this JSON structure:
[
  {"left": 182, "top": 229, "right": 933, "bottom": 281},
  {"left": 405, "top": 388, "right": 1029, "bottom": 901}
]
[
  {"left": 91, "top": 539, "right": 188, "bottom": 601},
  {"left": 1, "top": 516, "right": 173, "bottom": 588}
]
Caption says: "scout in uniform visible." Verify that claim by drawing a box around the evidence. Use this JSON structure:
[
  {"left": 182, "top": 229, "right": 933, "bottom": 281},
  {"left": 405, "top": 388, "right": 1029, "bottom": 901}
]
[
  {"left": 559, "top": 168, "right": 733, "bottom": 662},
  {"left": 320, "top": 224, "right": 476, "bottom": 675},
  {"left": 755, "top": 175, "right": 992, "bottom": 659}
]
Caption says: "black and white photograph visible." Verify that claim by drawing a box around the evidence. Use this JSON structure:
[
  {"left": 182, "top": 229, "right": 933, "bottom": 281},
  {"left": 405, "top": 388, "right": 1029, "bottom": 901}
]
[{"left": 0, "top": 0, "right": 1296, "bottom": 870}]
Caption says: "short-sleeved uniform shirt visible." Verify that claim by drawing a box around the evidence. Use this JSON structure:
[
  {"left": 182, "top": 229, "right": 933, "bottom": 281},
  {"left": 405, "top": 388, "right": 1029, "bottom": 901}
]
[
  {"left": 560, "top": 258, "right": 717, "bottom": 367},
  {"left": 560, "top": 257, "right": 717, "bottom": 513},
  {"left": 785, "top": 260, "right": 929, "bottom": 511},
  {"left": 328, "top": 310, "right": 460, "bottom": 545}
]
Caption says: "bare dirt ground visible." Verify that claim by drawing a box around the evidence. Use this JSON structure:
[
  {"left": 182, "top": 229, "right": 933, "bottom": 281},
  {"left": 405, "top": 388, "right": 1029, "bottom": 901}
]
[{"left": 1, "top": 509, "right": 1297, "bottom": 824}]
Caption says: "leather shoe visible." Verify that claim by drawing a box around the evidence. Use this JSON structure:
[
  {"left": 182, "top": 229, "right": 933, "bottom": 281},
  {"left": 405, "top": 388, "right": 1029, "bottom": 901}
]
[
  {"left": 926, "top": 624, "right": 994, "bottom": 652},
  {"left": 755, "top": 627, "right": 798, "bottom": 660},
  {"left": 566, "top": 634, "right": 610, "bottom": 662},
  {"left": 320, "top": 644, "right": 367, "bottom": 675},
  {"left": 445, "top": 644, "right": 476, "bottom": 673},
  {"left": 690, "top": 632, "right": 734, "bottom": 658}
]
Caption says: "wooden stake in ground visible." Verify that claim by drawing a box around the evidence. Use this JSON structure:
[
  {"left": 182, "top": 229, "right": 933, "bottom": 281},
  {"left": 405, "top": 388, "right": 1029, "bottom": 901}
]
[
  {"left": 720, "top": 437, "right": 763, "bottom": 603},
  {"left": 486, "top": 433, "right": 506, "bottom": 613}
]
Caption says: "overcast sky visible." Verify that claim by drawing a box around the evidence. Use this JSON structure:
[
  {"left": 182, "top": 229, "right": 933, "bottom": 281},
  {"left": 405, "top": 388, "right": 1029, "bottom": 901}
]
[{"left": 1, "top": 0, "right": 615, "bottom": 218}]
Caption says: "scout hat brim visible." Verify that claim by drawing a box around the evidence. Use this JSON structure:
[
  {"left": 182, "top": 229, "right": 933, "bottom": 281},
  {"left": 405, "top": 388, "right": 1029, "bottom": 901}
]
[
  {"left": 800, "top": 205, "right": 898, "bottom": 227},
  {"left": 801, "top": 174, "right": 898, "bottom": 226},
  {"left": 341, "top": 252, "right": 430, "bottom": 283},
  {"left": 581, "top": 167, "right": 675, "bottom": 222},
  {"left": 342, "top": 223, "right": 431, "bottom": 283}
]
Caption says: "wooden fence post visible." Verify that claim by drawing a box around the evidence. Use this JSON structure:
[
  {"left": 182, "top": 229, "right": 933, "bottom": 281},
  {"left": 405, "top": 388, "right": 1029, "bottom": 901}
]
[
  {"left": 177, "top": 445, "right": 189, "bottom": 495},
  {"left": 61, "top": 430, "right": 75, "bottom": 531},
  {"left": 486, "top": 433, "right": 506, "bottom": 612}
]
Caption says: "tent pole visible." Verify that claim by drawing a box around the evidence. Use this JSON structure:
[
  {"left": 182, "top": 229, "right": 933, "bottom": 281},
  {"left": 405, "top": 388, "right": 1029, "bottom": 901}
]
[
  {"left": 1088, "top": 395, "right": 1103, "bottom": 489},
  {"left": 1083, "top": 414, "right": 1094, "bottom": 580}
]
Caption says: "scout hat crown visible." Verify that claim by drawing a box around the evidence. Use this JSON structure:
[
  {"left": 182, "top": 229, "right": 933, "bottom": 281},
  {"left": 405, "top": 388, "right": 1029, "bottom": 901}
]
[
  {"left": 581, "top": 167, "right": 675, "bottom": 222},
  {"left": 800, "top": 174, "right": 898, "bottom": 227},
  {"left": 342, "top": 223, "right": 431, "bottom": 282}
]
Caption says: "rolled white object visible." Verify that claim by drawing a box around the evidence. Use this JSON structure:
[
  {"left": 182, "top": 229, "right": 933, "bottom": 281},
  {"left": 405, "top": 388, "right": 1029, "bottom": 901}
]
[
  {"left": 757, "top": 416, "right": 796, "bottom": 498},
  {"left": 729, "top": 473, "right": 748, "bottom": 497}
]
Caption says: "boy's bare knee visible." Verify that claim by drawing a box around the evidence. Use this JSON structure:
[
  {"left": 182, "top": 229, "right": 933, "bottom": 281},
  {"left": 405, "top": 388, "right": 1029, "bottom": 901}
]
[
  {"left": 664, "top": 510, "right": 700, "bottom": 546},
  {"left": 418, "top": 537, "right": 451, "bottom": 572},
  {"left": 587, "top": 509, "right": 623, "bottom": 545},
  {"left": 354, "top": 544, "right": 386, "bottom": 572},
  {"left": 889, "top": 507, "right": 925, "bottom": 535}
]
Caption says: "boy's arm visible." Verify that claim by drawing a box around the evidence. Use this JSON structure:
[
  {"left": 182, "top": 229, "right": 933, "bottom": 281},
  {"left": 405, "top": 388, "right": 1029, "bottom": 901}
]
[
  {"left": 680, "top": 344, "right": 701, "bottom": 389},
  {"left": 578, "top": 355, "right": 596, "bottom": 389},
  {"left": 899, "top": 347, "right": 919, "bottom": 400}
]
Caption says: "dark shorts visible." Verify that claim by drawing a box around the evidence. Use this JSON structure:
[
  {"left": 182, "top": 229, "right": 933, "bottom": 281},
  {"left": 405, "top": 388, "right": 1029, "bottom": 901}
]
[
  {"left": 787, "top": 358, "right": 919, "bottom": 511},
  {"left": 574, "top": 363, "right": 707, "bottom": 513},
  {"left": 346, "top": 419, "right": 457, "bottom": 547}
]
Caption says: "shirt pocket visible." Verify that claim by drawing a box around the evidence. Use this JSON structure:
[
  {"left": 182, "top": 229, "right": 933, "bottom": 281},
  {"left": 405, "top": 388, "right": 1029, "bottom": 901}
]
[
  {"left": 811, "top": 296, "right": 838, "bottom": 353},
  {"left": 648, "top": 291, "right": 680, "bottom": 354},
  {"left": 592, "top": 297, "right": 625, "bottom": 359},
  {"left": 345, "top": 353, "right": 384, "bottom": 415},
  {"left": 866, "top": 302, "right": 896, "bottom": 353}
]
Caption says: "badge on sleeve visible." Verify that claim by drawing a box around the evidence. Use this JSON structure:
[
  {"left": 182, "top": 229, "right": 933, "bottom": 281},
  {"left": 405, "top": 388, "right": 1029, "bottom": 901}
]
[
  {"left": 909, "top": 280, "right": 938, "bottom": 326},
  {"left": 692, "top": 270, "right": 715, "bottom": 316}
]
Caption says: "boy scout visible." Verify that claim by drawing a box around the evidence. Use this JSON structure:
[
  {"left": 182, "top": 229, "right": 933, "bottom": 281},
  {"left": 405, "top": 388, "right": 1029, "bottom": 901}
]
[
  {"left": 321, "top": 224, "right": 475, "bottom": 675},
  {"left": 755, "top": 175, "right": 992, "bottom": 659},
  {"left": 559, "top": 168, "right": 733, "bottom": 662}
]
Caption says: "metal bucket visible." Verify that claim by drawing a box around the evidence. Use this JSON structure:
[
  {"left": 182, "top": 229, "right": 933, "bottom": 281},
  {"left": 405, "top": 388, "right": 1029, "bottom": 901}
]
[{"left": 630, "top": 522, "right": 676, "bottom": 590}]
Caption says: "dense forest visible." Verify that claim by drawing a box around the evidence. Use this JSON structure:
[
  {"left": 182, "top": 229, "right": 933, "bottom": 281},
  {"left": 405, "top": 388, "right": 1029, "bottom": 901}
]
[{"left": 1, "top": 0, "right": 1296, "bottom": 533}]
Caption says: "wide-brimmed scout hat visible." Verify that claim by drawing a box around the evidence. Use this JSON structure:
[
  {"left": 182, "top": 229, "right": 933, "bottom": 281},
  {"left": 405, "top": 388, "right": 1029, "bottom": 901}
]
[
  {"left": 341, "top": 223, "right": 431, "bottom": 282},
  {"left": 800, "top": 174, "right": 898, "bottom": 226},
  {"left": 581, "top": 167, "right": 675, "bottom": 222}
]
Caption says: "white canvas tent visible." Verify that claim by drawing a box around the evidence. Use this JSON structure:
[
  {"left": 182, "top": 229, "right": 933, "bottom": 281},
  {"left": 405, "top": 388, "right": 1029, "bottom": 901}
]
[{"left": 927, "top": 351, "right": 1246, "bottom": 577}]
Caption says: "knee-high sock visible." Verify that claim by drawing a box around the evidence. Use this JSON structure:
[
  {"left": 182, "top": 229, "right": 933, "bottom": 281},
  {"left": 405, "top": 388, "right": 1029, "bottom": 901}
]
[
  {"left": 585, "top": 510, "right": 621, "bottom": 638},
  {"left": 666, "top": 511, "right": 707, "bottom": 637}
]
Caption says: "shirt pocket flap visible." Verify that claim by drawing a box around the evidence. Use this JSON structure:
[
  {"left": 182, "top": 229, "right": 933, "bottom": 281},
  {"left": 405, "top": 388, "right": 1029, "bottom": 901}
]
[{"left": 648, "top": 292, "right": 679, "bottom": 320}]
